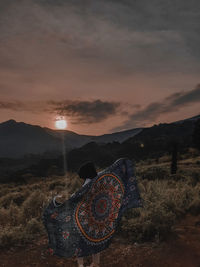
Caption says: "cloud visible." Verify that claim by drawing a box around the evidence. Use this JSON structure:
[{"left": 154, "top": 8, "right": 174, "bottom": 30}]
[
  {"left": 169, "top": 84, "right": 200, "bottom": 107},
  {"left": 0, "top": 100, "right": 48, "bottom": 113},
  {"left": 0, "top": 0, "right": 199, "bottom": 104},
  {"left": 0, "top": 0, "right": 199, "bottom": 77},
  {"left": 48, "top": 99, "right": 121, "bottom": 124},
  {"left": 0, "top": 101, "right": 28, "bottom": 111},
  {"left": 0, "top": 0, "right": 200, "bottom": 135},
  {"left": 0, "top": 98, "right": 122, "bottom": 124},
  {"left": 112, "top": 84, "right": 200, "bottom": 131}
]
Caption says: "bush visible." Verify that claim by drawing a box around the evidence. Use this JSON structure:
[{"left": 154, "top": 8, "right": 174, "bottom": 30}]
[
  {"left": 188, "top": 199, "right": 200, "bottom": 215},
  {"left": 0, "top": 226, "right": 28, "bottom": 248},
  {"left": 48, "top": 180, "right": 66, "bottom": 190},
  {"left": 119, "top": 178, "right": 200, "bottom": 243},
  {"left": 0, "top": 191, "right": 29, "bottom": 208},
  {"left": 22, "top": 190, "right": 47, "bottom": 222},
  {"left": 25, "top": 218, "right": 44, "bottom": 235},
  {"left": 121, "top": 207, "right": 176, "bottom": 242},
  {"left": 0, "top": 203, "right": 22, "bottom": 227},
  {"left": 0, "top": 165, "right": 200, "bottom": 248},
  {"left": 138, "top": 167, "right": 169, "bottom": 180},
  {"left": 169, "top": 173, "right": 186, "bottom": 181},
  {"left": 0, "top": 207, "right": 10, "bottom": 227}
]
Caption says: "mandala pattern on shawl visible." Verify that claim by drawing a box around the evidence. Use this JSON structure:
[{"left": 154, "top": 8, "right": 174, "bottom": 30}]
[{"left": 75, "top": 173, "right": 124, "bottom": 243}]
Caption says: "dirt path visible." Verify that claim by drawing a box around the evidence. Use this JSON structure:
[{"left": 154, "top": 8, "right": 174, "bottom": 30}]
[{"left": 1, "top": 215, "right": 200, "bottom": 267}]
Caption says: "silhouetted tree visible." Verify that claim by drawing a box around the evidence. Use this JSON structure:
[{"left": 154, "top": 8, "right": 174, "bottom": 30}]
[
  {"left": 193, "top": 118, "right": 200, "bottom": 152},
  {"left": 171, "top": 141, "right": 178, "bottom": 174}
]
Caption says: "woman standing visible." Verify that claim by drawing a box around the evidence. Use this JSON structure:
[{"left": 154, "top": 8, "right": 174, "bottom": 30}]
[
  {"left": 43, "top": 158, "right": 142, "bottom": 267},
  {"left": 76, "top": 161, "right": 100, "bottom": 267}
]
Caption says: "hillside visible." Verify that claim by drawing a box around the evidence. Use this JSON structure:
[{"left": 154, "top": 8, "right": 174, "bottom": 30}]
[
  {"left": 0, "top": 156, "right": 200, "bottom": 266},
  {"left": 67, "top": 114, "right": 200, "bottom": 171},
  {"left": 0, "top": 120, "right": 61, "bottom": 158},
  {"left": 0, "top": 120, "right": 142, "bottom": 159},
  {"left": 0, "top": 114, "right": 199, "bottom": 180}
]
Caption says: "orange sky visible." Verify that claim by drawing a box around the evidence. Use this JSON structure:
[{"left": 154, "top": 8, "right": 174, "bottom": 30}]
[{"left": 0, "top": 0, "right": 200, "bottom": 135}]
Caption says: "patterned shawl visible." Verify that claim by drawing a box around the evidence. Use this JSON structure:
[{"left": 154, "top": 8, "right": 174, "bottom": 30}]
[{"left": 42, "top": 158, "right": 142, "bottom": 258}]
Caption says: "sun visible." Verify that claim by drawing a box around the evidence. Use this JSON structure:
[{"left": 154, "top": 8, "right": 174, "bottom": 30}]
[{"left": 55, "top": 117, "right": 67, "bottom": 130}]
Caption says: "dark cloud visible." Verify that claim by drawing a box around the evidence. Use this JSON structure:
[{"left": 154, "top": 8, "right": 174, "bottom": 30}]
[
  {"left": 112, "top": 84, "right": 200, "bottom": 131},
  {"left": 48, "top": 99, "right": 121, "bottom": 124},
  {"left": 0, "top": 101, "right": 26, "bottom": 111},
  {"left": 0, "top": 0, "right": 199, "bottom": 134},
  {"left": 0, "top": 98, "right": 122, "bottom": 124},
  {"left": 0, "top": 100, "right": 47, "bottom": 113},
  {"left": 0, "top": 0, "right": 200, "bottom": 76},
  {"left": 169, "top": 84, "right": 200, "bottom": 107}
]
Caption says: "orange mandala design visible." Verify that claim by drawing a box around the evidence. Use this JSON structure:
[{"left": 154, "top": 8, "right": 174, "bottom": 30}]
[{"left": 75, "top": 173, "right": 124, "bottom": 243}]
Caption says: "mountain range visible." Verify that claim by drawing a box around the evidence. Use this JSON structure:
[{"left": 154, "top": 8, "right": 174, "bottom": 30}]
[
  {"left": 0, "top": 114, "right": 199, "bottom": 181},
  {"left": 67, "top": 114, "right": 200, "bottom": 171},
  {"left": 0, "top": 114, "right": 199, "bottom": 160},
  {"left": 0, "top": 119, "right": 142, "bottom": 158}
]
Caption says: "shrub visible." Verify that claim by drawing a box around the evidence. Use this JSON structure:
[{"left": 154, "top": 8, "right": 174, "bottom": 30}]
[
  {"left": 138, "top": 167, "right": 169, "bottom": 180},
  {"left": 25, "top": 218, "right": 44, "bottom": 235},
  {"left": 169, "top": 173, "right": 186, "bottom": 181},
  {"left": 0, "top": 226, "right": 26, "bottom": 248},
  {"left": 0, "top": 163, "right": 200, "bottom": 248},
  {"left": 48, "top": 180, "right": 66, "bottom": 190},
  {"left": 22, "top": 190, "right": 47, "bottom": 222},
  {"left": 121, "top": 207, "right": 176, "bottom": 242},
  {"left": 188, "top": 199, "right": 200, "bottom": 215},
  {"left": 119, "top": 178, "right": 200, "bottom": 243},
  {"left": 0, "top": 207, "right": 10, "bottom": 227},
  {"left": 0, "top": 191, "right": 29, "bottom": 208}
]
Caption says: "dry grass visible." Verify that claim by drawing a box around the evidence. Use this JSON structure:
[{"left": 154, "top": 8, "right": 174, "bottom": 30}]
[
  {"left": 0, "top": 153, "right": 200, "bottom": 248},
  {"left": 119, "top": 178, "right": 200, "bottom": 242}
]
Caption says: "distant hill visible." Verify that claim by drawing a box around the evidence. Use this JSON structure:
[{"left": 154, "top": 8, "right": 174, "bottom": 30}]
[
  {"left": 0, "top": 120, "right": 61, "bottom": 158},
  {"left": 0, "top": 119, "right": 142, "bottom": 158},
  {"left": 67, "top": 114, "right": 200, "bottom": 171},
  {"left": 0, "top": 114, "right": 199, "bottom": 181},
  {"left": 172, "top": 114, "right": 200, "bottom": 124},
  {"left": 90, "top": 128, "right": 142, "bottom": 143}
]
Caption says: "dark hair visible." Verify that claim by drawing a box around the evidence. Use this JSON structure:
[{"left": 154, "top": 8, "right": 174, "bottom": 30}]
[{"left": 78, "top": 161, "right": 97, "bottom": 180}]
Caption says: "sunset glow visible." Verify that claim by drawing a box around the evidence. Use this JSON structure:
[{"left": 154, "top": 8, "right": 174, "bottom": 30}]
[
  {"left": 55, "top": 118, "right": 67, "bottom": 130},
  {"left": 0, "top": 1, "right": 200, "bottom": 135}
]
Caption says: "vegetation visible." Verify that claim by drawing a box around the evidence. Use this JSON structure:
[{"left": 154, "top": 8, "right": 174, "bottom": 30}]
[
  {"left": 0, "top": 150, "right": 200, "bottom": 248},
  {"left": 170, "top": 141, "right": 178, "bottom": 174},
  {"left": 1, "top": 117, "right": 199, "bottom": 182},
  {"left": 67, "top": 119, "right": 197, "bottom": 171},
  {"left": 193, "top": 118, "right": 200, "bottom": 151}
]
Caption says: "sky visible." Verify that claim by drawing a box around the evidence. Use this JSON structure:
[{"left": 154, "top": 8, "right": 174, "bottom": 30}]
[{"left": 0, "top": 0, "right": 200, "bottom": 135}]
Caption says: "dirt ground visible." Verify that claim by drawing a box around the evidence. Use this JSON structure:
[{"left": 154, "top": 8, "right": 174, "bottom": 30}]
[{"left": 1, "top": 214, "right": 200, "bottom": 267}]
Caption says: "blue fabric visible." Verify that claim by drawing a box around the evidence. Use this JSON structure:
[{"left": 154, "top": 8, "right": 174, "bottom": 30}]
[{"left": 42, "top": 158, "right": 142, "bottom": 258}]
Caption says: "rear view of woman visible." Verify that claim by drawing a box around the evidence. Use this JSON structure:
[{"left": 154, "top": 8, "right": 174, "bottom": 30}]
[{"left": 43, "top": 158, "right": 142, "bottom": 267}]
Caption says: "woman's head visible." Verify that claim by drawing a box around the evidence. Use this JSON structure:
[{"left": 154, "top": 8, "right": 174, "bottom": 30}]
[{"left": 78, "top": 161, "right": 97, "bottom": 180}]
